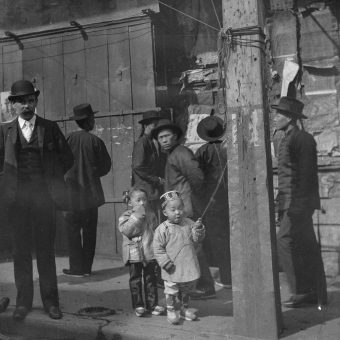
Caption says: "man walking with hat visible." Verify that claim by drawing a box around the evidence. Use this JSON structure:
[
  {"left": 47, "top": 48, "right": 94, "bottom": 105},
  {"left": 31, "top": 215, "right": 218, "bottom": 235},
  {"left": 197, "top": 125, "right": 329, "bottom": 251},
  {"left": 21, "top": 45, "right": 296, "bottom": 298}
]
[
  {"left": 151, "top": 119, "right": 216, "bottom": 299},
  {"left": 195, "top": 116, "right": 232, "bottom": 289},
  {"left": 273, "top": 96, "right": 327, "bottom": 308},
  {"left": 0, "top": 80, "right": 74, "bottom": 320},
  {"left": 132, "top": 110, "right": 166, "bottom": 218},
  {"left": 63, "top": 103, "right": 111, "bottom": 277}
]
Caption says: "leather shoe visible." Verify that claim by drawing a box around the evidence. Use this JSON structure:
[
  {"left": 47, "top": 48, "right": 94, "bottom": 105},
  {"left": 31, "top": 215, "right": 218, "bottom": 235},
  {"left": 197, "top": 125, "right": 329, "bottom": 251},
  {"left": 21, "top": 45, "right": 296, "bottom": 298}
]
[
  {"left": 47, "top": 306, "right": 63, "bottom": 320},
  {"left": 282, "top": 292, "right": 318, "bottom": 308},
  {"left": 62, "top": 269, "right": 84, "bottom": 277},
  {"left": 13, "top": 306, "right": 29, "bottom": 321},
  {"left": 0, "top": 297, "right": 10, "bottom": 313}
]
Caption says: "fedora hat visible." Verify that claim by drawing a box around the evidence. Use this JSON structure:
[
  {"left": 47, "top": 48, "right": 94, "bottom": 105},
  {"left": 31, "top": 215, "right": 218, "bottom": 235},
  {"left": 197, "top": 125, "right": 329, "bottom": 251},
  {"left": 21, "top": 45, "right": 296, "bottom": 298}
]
[
  {"left": 197, "top": 116, "right": 225, "bottom": 142},
  {"left": 8, "top": 80, "right": 40, "bottom": 100},
  {"left": 271, "top": 96, "right": 307, "bottom": 119},
  {"left": 151, "top": 119, "right": 182, "bottom": 140},
  {"left": 138, "top": 110, "right": 162, "bottom": 124},
  {"left": 69, "top": 103, "right": 99, "bottom": 120}
]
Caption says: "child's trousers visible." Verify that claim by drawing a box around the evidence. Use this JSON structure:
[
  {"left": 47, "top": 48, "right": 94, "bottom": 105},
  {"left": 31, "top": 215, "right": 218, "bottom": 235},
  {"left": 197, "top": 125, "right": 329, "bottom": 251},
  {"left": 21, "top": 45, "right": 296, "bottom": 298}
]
[
  {"left": 164, "top": 280, "right": 196, "bottom": 308},
  {"left": 128, "top": 261, "right": 158, "bottom": 310}
]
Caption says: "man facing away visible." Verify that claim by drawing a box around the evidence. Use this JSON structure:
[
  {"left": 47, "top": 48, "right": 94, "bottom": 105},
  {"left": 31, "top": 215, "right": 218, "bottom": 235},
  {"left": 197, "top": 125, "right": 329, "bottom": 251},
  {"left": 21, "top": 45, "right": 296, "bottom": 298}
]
[
  {"left": 0, "top": 80, "right": 74, "bottom": 320},
  {"left": 273, "top": 96, "right": 327, "bottom": 308},
  {"left": 63, "top": 103, "right": 111, "bottom": 277}
]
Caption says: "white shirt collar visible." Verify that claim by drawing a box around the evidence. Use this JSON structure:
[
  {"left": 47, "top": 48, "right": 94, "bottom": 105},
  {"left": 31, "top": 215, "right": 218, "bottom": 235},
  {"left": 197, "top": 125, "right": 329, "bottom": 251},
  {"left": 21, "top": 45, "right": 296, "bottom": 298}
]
[{"left": 18, "top": 114, "right": 36, "bottom": 129}]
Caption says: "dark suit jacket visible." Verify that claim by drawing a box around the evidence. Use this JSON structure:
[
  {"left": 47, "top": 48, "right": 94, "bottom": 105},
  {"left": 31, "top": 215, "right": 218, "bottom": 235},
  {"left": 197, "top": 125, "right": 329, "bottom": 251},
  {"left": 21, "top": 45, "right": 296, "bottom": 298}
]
[
  {"left": 0, "top": 115, "right": 74, "bottom": 210},
  {"left": 277, "top": 126, "right": 320, "bottom": 214}
]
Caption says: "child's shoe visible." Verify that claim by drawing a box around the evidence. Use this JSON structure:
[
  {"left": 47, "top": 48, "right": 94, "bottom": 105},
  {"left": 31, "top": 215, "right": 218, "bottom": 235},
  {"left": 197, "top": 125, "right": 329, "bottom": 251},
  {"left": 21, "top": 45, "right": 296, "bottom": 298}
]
[
  {"left": 180, "top": 307, "right": 197, "bottom": 321},
  {"left": 167, "top": 306, "right": 180, "bottom": 324},
  {"left": 151, "top": 305, "right": 165, "bottom": 316},
  {"left": 135, "top": 307, "right": 145, "bottom": 317}
]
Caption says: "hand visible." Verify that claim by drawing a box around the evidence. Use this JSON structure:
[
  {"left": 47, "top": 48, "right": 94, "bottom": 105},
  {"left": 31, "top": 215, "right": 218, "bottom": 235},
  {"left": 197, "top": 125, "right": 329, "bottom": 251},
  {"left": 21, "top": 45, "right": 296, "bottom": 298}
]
[
  {"left": 132, "top": 205, "right": 146, "bottom": 219},
  {"left": 163, "top": 261, "right": 175, "bottom": 274},
  {"left": 194, "top": 218, "right": 204, "bottom": 229},
  {"left": 158, "top": 177, "right": 166, "bottom": 185}
]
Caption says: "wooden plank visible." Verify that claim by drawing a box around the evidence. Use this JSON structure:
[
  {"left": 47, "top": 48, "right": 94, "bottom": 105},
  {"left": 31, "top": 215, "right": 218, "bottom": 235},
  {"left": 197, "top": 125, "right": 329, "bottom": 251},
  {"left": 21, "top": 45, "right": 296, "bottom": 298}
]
[
  {"left": 96, "top": 203, "right": 117, "bottom": 258},
  {"left": 222, "top": 0, "right": 281, "bottom": 339},
  {"left": 22, "top": 38, "right": 44, "bottom": 117},
  {"left": 42, "top": 37, "right": 65, "bottom": 120},
  {"left": 85, "top": 29, "right": 109, "bottom": 112},
  {"left": 107, "top": 26, "right": 132, "bottom": 111},
  {"left": 3, "top": 43, "right": 22, "bottom": 91},
  {"left": 62, "top": 33, "right": 86, "bottom": 115},
  {"left": 129, "top": 21, "right": 156, "bottom": 109}
]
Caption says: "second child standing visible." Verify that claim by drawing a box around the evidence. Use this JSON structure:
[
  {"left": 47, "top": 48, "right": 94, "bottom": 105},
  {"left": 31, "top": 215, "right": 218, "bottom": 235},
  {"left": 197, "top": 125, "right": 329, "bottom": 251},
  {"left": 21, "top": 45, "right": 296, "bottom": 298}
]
[{"left": 118, "top": 187, "right": 165, "bottom": 317}]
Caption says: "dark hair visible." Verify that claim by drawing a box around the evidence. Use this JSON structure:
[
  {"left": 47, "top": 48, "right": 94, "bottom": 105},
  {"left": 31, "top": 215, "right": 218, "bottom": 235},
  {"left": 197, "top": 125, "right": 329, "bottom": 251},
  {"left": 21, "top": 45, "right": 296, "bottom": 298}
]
[
  {"left": 9, "top": 94, "right": 38, "bottom": 104},
  {"left": 129, "top": 186, "right": 148, "bottom": 200},
  {"left": 75, "top": 116, "right": 93, "bottom": 130}
]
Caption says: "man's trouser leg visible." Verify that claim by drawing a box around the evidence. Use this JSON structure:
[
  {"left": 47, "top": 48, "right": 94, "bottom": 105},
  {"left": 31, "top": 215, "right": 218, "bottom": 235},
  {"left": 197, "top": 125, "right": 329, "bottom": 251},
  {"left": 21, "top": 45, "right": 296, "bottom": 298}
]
[
  {"left": 82, "top": 207, "right": 98, "bottom": 274},
  {"left": 64, "top": 211, "right": 84, "bottom": 273}
]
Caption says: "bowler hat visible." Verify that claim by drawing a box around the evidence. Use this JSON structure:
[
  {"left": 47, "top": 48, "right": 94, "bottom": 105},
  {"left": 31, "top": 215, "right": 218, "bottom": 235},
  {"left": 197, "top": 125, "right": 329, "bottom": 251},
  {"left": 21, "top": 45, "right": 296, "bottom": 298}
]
[
  {"left": 197, "top": 116, "right": 225, "bottom": 142},
  {"left": 138, "top": 110, "right": 162, "bottom": 124},
  {"left": 8, "top": 80, "right": 40, "bottom": 101},
  {"left": 69, "top": 103, "right": 99, "bottom": 120},
  {"left": 151, "top": 119, "right": 183, "bottom": 140},
  {"left": 271, "top": 96, "right": 307, "bottom": 119}
]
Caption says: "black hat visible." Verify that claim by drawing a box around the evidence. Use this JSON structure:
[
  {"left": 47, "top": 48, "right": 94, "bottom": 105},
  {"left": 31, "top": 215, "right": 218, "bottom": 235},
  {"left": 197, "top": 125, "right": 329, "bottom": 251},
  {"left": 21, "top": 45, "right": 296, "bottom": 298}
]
[
  {"left": 8, "top": 80, "right": 40, "bottom": 101},
  {"left": 197, "top": 116, "right": 225, "bottom": 142},
  {"left": 271, "top": 96, "right": 307, "bottom": 119},
  {"left": 151, "top": 119, "right": 183, "bottom": 140},
  {"left": 138, "top": 110, "right": 162, "bottom": 124},
  {"left": 69, "top": 103, "right": 99, "bottom": 120}
]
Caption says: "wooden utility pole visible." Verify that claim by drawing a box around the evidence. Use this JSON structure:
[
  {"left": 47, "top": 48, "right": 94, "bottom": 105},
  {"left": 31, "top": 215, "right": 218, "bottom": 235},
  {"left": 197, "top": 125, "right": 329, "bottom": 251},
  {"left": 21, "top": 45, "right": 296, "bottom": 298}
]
[{"left": 221, "top": 1, "right": 282, "bottom": 339}]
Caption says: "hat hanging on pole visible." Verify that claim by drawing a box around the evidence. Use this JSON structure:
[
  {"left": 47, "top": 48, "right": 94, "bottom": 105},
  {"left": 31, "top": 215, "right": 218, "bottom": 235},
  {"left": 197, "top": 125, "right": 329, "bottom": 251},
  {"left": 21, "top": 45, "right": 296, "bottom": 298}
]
[
  {"left": 197, "top": 116, "right": 225, "bottom": 142},
  {"left": 69, "top": 103, "right": 99, "bottom": 120},
  {"left": 8, "top": 80, "right": 40, "bottom": 100}
]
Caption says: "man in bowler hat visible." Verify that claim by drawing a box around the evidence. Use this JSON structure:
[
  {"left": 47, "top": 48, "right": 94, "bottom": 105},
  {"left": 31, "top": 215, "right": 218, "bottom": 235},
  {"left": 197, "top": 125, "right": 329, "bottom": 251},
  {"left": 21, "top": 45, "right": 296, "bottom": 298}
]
[
  {"left": 195, "top": 116, "right": 232, "bottom": 289},
  {"left": 63, "top": 104, "right": 111, "bottom": 277},
  {"left": 0, "top": 80, "right": 74, "bottom": 320},
  {"left": 273, "top": 96, "right": 327, "bottom": 308}
]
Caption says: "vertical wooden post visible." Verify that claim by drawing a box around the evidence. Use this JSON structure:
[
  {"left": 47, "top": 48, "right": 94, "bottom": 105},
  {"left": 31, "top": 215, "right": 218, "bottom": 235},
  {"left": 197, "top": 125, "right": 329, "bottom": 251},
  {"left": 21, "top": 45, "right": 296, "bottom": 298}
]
[{"left": 222, "top": 1, "right": 282, "bottom": 339}]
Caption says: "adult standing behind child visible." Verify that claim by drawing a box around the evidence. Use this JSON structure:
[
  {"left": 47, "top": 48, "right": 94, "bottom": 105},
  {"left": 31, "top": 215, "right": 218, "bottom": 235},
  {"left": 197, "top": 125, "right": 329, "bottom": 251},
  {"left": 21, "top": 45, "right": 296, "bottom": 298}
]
[
  {"left": 118, "top": 187, "right": 165, "bottom": 317},
  {"left": 153, "top": 191, "right": 205, "bottom": 325},
  {"left": 63, "top": 104, "right": 111, "bottom": 277}
]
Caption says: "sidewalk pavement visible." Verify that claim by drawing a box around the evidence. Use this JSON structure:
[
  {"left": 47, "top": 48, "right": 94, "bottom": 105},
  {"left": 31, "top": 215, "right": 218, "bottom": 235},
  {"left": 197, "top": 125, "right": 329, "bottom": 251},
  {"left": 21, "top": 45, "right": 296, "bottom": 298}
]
[{"left": 0, "top": 256, "right": 339, "bottom": 339}]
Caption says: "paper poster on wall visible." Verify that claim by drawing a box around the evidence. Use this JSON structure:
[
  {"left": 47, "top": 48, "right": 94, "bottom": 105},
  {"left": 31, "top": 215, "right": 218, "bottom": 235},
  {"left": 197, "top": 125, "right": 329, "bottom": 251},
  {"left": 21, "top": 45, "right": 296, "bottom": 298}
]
[{"left": 0, "top": 91, "right": 16, "bottom": 123}]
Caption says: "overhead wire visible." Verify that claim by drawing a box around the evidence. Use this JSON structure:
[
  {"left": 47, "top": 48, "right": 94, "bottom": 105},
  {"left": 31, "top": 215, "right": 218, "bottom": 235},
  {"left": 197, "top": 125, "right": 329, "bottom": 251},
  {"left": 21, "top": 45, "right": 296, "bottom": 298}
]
[{"left": 158, "top": 0, "right": 220, "bottom": 32}]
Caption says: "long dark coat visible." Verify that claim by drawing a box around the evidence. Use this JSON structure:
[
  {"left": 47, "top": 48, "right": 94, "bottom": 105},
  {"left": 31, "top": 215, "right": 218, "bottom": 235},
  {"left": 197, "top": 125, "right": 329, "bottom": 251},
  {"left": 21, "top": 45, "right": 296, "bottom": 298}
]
[
  {"left": 277, "top": 126, "right": 320, "bottom": 214},
  {"left": 131, "top": 134, "right": 166, "bottom": 201},
  {"left": 0, "top": 116, "right": 74, "bottom": 210},
  {"left": 65, "top": 130, "right": 111, "bottom": 210}
]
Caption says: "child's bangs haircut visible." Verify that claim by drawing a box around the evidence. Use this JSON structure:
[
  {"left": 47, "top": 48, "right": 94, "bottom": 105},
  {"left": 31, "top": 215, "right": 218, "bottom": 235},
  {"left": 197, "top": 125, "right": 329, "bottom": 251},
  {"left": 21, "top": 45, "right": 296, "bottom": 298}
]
[
  {"left": 129, "top": 186, "right": 148, "bottom": 200},
  {"left": 160, "top": 190, "right": 182, "bottom": 209}
]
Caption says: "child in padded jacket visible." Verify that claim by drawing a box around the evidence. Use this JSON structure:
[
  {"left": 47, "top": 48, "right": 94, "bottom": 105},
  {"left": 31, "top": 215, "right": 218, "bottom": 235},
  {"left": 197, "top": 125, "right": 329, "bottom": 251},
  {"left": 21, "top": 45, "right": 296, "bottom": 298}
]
[
  {"left": 153, "top": 190, "right": 205, "bottom": 325},
  {"left": 118, "top": 187, "right": 164, "bottom": 317}
]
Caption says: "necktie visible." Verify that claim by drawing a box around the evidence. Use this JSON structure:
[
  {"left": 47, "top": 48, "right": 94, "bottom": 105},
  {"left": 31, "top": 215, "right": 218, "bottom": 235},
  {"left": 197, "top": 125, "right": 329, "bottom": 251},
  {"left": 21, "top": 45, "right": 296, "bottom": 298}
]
[{"left": 23, "top": 121, "right": 33, "bottom": 142}]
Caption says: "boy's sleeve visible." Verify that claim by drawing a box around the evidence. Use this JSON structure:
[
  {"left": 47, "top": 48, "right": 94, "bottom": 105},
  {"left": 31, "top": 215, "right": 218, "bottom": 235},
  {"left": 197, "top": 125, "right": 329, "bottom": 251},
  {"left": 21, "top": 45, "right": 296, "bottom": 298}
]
[
  {"left": 118, "top": 210, "right": 143, "bottom": 239},
  {"left": 153, "top": 225, "right": 172, "bottom": 268}
]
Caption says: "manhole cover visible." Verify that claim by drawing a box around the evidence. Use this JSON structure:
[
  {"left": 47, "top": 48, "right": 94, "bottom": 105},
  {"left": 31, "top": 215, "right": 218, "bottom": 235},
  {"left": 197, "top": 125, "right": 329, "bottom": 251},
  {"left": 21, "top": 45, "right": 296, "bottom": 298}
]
[{"left": 77, "top": 306, "right": 116, "bottom": 317}]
